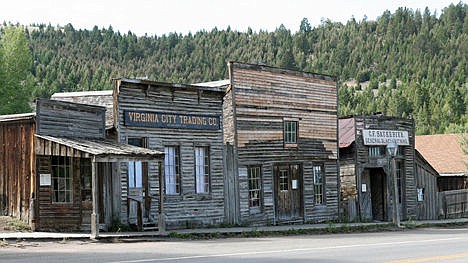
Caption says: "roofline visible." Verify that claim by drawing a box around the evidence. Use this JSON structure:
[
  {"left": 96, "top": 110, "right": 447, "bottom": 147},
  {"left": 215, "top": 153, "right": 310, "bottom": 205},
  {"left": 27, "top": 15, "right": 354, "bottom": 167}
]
[
  {"left": 37, "top": 98, "right": 107, "bottom": 112},
  {"left": 0, "top": 112, "right": 36, "bottom": 122},
  {"left": 114, "top": 77, "right": 226, "bottom": 93},
  {"left": 339, "top": 114, "right": 414, "bottom": 121},
  {"left": 228, "top": 61, "right": 337, "bottom": 82},
  {"left": 52, "top": 90, "right": 113, "bottom": 98},
  {"left": 439, "top": 173, "right": 467, "bottom": 177}
]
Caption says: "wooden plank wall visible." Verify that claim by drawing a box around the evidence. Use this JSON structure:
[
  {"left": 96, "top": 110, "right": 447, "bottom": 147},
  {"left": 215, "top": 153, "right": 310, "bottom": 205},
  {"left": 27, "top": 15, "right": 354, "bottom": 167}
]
[
  {"left": 414, "top": 151, "right": 439, "bottom": 219},
  {"left": 0, "top": 118, "right": 35, "bottom": 221},
  {"left": 354, "top": 115, "right": 417, "bottom": 220},
  {"left": 36, "top": 99, "right": 105, "bottom": 139},
  {"left": 228, "top": 62, "right": 339, "bottom": 224},
  {"left": 35, "top": 156, "right": 82, "bottom": 231},
  {"left": 116, "top": 82, "right": 225, "bottom": 229}
]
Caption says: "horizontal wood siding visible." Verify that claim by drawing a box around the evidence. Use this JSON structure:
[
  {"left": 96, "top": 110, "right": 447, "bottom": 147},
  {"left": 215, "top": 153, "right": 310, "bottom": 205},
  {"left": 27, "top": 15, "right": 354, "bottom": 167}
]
[
  {"left": 415, "top": 152, "right": 439, "bottom": 219},
  {"left": 0, "top": 118, "right": 35, "bottom": 222},
  {"left": 36, "top": 99, "right": 105, "bottom": 139},
  {"left": 229, "top": 63, "right": 339, "bottom": 224},
  {"left": 116, "top": 82, "right": 225, "bottom": 229},
  {"left": 36, "top": 156, "right": 82, "bottom": 231}
]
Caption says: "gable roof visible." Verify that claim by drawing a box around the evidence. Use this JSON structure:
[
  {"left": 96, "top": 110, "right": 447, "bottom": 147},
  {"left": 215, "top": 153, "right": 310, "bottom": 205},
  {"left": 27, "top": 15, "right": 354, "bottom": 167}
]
[
  {"left": 415, "top": 134, "right": 467, "bottom": 176},
  {"left": 339, "top": 117, "right": 355, "bottom": 148}
]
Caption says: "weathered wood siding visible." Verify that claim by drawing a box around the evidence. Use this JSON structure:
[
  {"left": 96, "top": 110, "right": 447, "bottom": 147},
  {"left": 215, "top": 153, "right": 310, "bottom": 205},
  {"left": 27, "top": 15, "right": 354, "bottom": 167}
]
[
  {"left": 0, "top": 116, "right": 35, "bottom": 222},
  {"left": 354, "top": 115, "right": 417, "bottom": 220},
  {"left": 415, "top": 150, "right": 439, "bottom": 219},
  {"left": 115, "top": 80, "right": 225, "bottom": 229},
  {"left": 35, "top": 156, "right": 82, "bottom": 231},
  {"left": 227, "top": 62, "right": 339, "bottom": 224},
  {"left": 36, "top": 99, "right": 105, "bottom": 139}
]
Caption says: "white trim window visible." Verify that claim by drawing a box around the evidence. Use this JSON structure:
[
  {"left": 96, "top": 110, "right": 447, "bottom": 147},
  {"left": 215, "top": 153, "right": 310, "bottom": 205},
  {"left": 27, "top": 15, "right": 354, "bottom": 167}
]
[
  {"left": 128, "top": 137, "right": 146, "bottom": 189},
  {"left": 165, "top": 146, "right": 180, "bottom": 195},
  {"left": 284, "top": 120, "right": 298, "bottom": 144},
  {"left": 195, "top": 146, "right": 210, "bottom": 193}
]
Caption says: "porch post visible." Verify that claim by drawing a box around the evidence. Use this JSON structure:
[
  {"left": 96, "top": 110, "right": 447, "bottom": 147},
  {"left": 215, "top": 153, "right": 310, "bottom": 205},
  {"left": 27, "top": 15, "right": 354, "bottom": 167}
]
[
  {"left": 158, "top": 160, "right": 166, "bottom": 235},
  {"left": 91, "top": 157, "right": 100, "bottom": 239}
]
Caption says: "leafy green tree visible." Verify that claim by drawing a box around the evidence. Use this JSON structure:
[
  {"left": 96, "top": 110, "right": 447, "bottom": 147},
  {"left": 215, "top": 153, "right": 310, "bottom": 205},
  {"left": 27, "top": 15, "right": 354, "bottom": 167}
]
[{"left": 0, "top": 26, "right": 34, "bottom": 114}]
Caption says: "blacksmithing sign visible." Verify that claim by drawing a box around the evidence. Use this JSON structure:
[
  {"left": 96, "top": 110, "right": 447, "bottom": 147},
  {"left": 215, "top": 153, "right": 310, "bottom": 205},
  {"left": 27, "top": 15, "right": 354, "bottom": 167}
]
[
  {"left": 124, "top": 110, "right": 220, "bottom": 130},
  {"left": 363, "top": 129, "right": 409, "bottom": 145}
]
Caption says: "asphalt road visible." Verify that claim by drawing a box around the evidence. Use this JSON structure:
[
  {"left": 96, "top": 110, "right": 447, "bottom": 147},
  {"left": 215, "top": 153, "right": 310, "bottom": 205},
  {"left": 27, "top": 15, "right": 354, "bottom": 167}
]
[{"left": 1, "top": 227, "right": 468, "bottom": 263}]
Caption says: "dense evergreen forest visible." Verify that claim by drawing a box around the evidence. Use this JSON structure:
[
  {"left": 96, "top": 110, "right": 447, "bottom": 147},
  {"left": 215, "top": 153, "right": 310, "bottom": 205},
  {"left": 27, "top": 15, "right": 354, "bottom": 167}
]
[{"left": 3, "top": 3, "right": 468, "bottom": 134}]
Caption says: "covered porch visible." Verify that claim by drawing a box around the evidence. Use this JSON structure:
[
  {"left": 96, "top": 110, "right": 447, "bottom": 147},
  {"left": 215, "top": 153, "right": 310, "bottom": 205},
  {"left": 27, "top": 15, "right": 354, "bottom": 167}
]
[{"left": 33, "top": 134, "right": 165, "bottom": 238}]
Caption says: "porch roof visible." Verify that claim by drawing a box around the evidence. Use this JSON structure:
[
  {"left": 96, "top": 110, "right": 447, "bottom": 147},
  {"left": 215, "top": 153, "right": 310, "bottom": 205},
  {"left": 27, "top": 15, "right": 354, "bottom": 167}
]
[{"left": 35, "top": 134, "right": 164, "bottom": 162}]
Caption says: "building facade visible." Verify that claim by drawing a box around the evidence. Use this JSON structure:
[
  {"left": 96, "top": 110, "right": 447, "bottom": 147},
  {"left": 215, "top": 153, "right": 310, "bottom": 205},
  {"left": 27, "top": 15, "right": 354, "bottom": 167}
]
[
  {"left": 223, "top": 62, "right": 339, "bottom": 225},
  {"left": 339, "top": 115, "right": 418, "bottom": 222}
]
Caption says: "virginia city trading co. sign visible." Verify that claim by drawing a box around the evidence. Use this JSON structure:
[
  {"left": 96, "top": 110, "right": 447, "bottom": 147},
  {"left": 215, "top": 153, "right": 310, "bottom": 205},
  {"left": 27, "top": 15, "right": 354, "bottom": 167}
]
[
  {"left": 363, "top": 129, "right": 409, "bottom": 145},
  {"left": 124, "top": 110, "right": 220, "bottom": 130}
]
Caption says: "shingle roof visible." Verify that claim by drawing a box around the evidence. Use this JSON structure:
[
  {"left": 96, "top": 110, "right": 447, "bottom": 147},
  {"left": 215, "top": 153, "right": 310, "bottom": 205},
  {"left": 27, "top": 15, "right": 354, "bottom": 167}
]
[
  {"left": 415, "top": 134, "right": 467, "bottom": 176},
  {"left": 339, "top": 117, "right": 355, "bottom": 148}
]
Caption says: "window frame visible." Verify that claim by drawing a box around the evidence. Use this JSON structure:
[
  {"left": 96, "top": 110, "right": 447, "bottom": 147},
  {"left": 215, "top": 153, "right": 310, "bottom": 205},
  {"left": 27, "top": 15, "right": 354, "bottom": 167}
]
[
  {"left": 51, "top": 156, "right": 73, "bottom": 204},
  {"left": 195, "top": 146, "right": 210, "bottom": 194},
  {"left": 127, "top": 137, "right": 147, "bottom": 189},
  {"left": 369, "top": 146, "right": 385, "bottom": 158},
  {"left": 313, "top": 164, "right": 325, "bottom": 205},
  {"left": 164, "top": 145, "right": 181, "bottom": 195},
  {"left": 283, "top": 120, "right": 298, "bottom": 146},
  {"left": 247, "top": 166, "right": 262, "bottom": 211}
]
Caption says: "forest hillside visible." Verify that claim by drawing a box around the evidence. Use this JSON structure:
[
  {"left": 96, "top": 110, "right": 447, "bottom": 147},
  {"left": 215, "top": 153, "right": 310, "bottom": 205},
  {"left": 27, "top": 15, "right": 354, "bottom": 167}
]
[{"left": 3, "top": 2, "right": 467, "bottom": 134}]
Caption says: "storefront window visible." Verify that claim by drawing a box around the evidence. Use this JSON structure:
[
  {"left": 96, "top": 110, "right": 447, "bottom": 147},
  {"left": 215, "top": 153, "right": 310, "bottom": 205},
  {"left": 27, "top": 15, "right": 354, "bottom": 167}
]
[
  {"left": 128, "top": 137, "right": 147, "bottom": 188},
  {"left": 248, "top": 166, "right": 262, "bottom": 209},
  {"left": 313, "top": 164, "right": 325, "bottom": 205},
  {"left": 52, "top": 156, "right": 72, "bottom": 203}
]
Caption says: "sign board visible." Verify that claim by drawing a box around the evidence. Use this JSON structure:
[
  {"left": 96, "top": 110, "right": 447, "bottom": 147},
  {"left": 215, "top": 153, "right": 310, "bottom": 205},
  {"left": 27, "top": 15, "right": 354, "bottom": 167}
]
[
  {"left": 124, "top": 110, "right": 220, "bottom": 130},
  {"left": 40, "top": 173, "right": 51, "bottom": 186},
  {"left": 238, "top": 167, "right": 248, "bottom": 178},
  {"left": 363, "top": 129, "right": 409, "bottom": 146},
  {"left": 292, "top": 180, "right": 298, "bottom": 189}
]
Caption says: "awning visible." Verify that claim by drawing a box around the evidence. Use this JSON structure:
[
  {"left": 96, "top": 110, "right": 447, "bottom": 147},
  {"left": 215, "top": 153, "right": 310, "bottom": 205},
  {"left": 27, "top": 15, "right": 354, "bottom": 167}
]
[{"left": 35, "top": 134, "right": 164, "bottom": 162}]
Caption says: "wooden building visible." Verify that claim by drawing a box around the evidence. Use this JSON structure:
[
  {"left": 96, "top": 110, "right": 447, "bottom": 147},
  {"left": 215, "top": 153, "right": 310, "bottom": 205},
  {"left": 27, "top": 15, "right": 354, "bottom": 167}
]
[
  {"left": 339, "top": 115, "right": 418, "bottom": 222},
  {"left": 112, "top": 78, "right": 226, "bottom": 229},
  {"left": 1, "top": 99, "right": 164, "bottom": 236},
  {"left": 0, "top": 113, "right": 36, "bottom": 222},
  {"left": 223, "top": 62, "right": 339, "bottom": 225},
  {"left": 414, "top": 150, "right": 439, "bottom": 220}
]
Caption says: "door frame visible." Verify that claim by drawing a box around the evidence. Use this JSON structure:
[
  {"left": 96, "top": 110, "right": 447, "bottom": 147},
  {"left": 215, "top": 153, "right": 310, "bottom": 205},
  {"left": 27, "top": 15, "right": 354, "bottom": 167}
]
[{"left": 273, "top": 163, "right": 304, "bottom": 222}]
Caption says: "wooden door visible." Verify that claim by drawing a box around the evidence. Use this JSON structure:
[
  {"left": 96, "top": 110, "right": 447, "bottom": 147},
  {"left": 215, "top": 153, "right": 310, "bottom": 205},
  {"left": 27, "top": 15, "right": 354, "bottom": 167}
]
[
  {"left": 370, "top": 169, "right": 386, "bottom": 221},
  {"left": 275, "top": 164, "right": 303, "bottom": 221}
]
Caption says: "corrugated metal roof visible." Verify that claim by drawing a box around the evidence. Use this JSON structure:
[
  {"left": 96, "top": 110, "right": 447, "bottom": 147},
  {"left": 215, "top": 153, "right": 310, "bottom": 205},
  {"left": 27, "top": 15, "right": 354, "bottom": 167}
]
[
  {"left": 35, "top": 134, "right": 164, "bottom": 161},
  {"left": 339, "top": 117, "right": 355, "bottom": 148},
  {"left": 416, "top": 134, "right": 467, "bottom": 176},
  {"left": 0, "top": 112, "right": 35, "bottom": 122}
]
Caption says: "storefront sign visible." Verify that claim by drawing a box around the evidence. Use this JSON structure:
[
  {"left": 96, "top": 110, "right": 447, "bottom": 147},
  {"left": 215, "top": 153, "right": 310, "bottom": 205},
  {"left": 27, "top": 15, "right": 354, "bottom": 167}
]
[
  {"left": 40, "top": 173, "right": 51, "bottom": 186},
  {"left": 363, "top": 129, "right": 409, "bottom": 145},
  {"left": 124, "top": 110, "right": 220, "bottom": 130}
]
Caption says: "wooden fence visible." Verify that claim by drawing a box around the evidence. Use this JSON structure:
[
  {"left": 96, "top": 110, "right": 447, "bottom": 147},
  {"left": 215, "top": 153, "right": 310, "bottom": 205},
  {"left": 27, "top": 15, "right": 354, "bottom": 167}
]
[{"left": 439, "top": 189, "right": 468, "bottom": 219}]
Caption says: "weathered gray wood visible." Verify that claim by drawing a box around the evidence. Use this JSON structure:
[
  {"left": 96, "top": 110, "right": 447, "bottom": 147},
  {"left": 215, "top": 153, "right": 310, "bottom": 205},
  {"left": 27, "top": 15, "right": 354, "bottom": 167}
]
[
  {"left": 91, "top": 158, "right": 99, "bottom": 239},
  {"left": 225, "top": 62, "right": 339, "bottom": 225},
  {"left": 115, "top": 79, "right": 225, "bottom": 229},
  {"left": 36, "top": 99, "right": 106, "bottom": 139}
]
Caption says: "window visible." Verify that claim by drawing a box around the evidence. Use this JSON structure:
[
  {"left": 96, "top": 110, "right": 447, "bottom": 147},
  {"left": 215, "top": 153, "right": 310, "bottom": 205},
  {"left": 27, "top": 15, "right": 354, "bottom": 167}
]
[
  {"left": 279, "top": 169, "right": 289, "bottom": 191},
  {"left": 52, "top": 156, "right": 72, "bottom": 203},
  {"left": 313, "top": 164, "right": 325, "bottom": 205},
  {"left": 195, "top": 146, "right": 210, "bottom": 193},
  {"left": 128, "top": 137, "right": 146, "bottom": 189},
  {"left": 165, "top": 146, "right": 180, "bottom": 195},
  {"left": 248, "top": 166, "right": 262, "bottom": 209},
  {"left": 284, "top": 121, "right": 298, "bottom": 144},
  {"left": 369, "top": 146, "right": 385, "bottom": 157}
]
